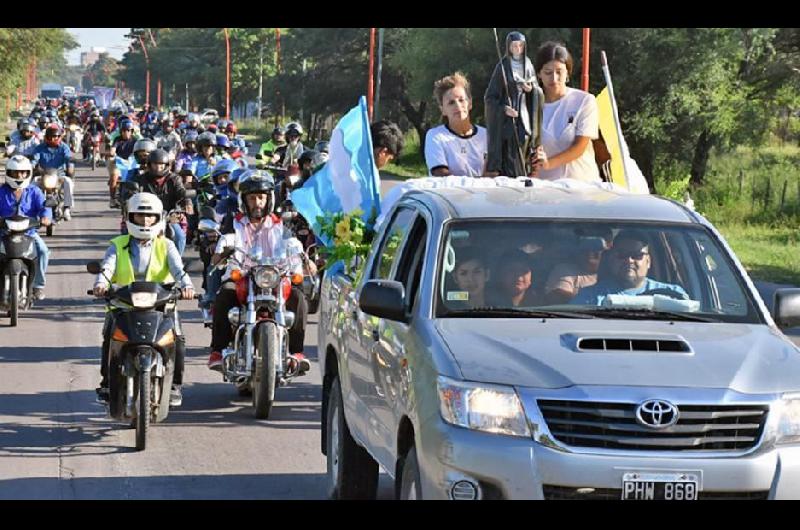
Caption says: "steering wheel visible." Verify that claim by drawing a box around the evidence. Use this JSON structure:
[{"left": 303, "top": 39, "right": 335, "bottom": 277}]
[{"left": 640, "top": 288, "right": 689, "bottom": 300}]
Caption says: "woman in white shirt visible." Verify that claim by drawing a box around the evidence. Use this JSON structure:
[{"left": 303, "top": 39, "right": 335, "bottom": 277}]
[
  {"left": 531, "top": 42, "right": 600, "bottom": 183},
  {"left": 424, "top": 72, "right": 488, "bottom": 177}
]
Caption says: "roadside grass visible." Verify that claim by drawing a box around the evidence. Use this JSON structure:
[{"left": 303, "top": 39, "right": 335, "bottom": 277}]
[
  {"left": 383, "top": 129, "right": 428, "bottom": 180},
  {"left": 713, "top": 222, "right": 800, "bottom": 285}
]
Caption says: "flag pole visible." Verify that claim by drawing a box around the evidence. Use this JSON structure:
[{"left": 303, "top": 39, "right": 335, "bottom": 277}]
[{"left": 600, "top": 51, "right": 630, "bottom": 191}]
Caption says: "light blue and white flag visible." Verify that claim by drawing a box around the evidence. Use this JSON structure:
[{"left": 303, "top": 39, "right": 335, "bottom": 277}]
[{"left": 290, "top": 96, "right": 380, "bottom": 246}]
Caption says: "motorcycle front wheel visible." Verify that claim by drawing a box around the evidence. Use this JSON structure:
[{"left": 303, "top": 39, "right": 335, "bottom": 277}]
[
  {"left": 253, "top": 322, "right": 278, "bottom": 419},
  {"left": 135, "top": 373, "right": 151, "bottom": 451}
]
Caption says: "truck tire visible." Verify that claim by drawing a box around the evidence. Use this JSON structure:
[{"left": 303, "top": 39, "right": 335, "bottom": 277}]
[
  {"left": 326, "top": 376, "right": 378, "bottom": 499},
  {"left": 399, "top": 445, "right": 422, "bottom": 500}
]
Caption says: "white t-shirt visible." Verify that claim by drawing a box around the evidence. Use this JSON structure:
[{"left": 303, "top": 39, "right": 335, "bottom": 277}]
[
  {"left": 538, "top": 87, "right": 600, "bottom": 182},
  {"left": 424, "top": 124, "right": 487, "bottom": 177}
]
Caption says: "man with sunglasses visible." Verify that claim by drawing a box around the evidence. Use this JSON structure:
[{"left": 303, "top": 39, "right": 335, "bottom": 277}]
[{"left": 571, "top": 230, "right": 687, "bottom": 306}]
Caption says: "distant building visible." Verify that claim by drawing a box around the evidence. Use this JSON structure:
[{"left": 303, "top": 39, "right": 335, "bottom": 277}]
[{"left": 80, "top": 47, "right": 107, "bottom": 67}]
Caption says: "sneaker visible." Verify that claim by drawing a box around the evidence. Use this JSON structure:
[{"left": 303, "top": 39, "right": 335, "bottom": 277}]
[
  {"left": 169, "top": 385, "right": 183, "bottom": 407},
  {"left": 95, "top": 387, "right": 110, "bottom": 404},
  {"left": 287, "top": 353, "right": 311, "bottom": 376},
  {"left": 33, "top": 288, "right": 45, "bottom": 301},
  {"left": 208, "top": 350, "right": 223, "bottom": 372},
  {"left": 62, "top": 207, "right": 71, "bottom": 221}
]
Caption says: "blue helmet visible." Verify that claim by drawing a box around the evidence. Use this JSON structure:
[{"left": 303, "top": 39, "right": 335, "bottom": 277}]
[
  {"left": 184, "top": 130, "right": 199, "bottom": 143},
  {"left": 215, "top": 133, "right": 231, "bottom": 149},
  {"left": 211, "top": 158, "right": 238, "bottom": 180}
]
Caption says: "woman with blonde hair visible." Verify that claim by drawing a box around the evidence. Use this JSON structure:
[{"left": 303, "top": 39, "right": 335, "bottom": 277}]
[{"left": 424, "top": 72, "right": 488, "bottom": 177}]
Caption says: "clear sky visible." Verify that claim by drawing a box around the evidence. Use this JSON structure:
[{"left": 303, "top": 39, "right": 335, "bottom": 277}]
[{"left": 66, "top": 28, "right": 130, "bottom": 65}]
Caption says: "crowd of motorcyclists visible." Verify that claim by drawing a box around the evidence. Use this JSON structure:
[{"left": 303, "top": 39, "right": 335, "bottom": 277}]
[{"left": 1, "top": 94, "right": 403, "bottom": 433}]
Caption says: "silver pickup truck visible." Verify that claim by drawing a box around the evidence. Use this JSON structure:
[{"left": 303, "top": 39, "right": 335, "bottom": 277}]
[{"left": 318, "top": 182, "right": 800, "bottom": 500}]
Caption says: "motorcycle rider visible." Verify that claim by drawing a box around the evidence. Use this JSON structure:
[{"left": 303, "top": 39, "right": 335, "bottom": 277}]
[
  {"left": 273, "top": 122, "right": 304, "bottom": 169},
  {"left": 125, "top": 149, "right": 193, "bottom": 256},
  {"left": 31, "top": 124, "right": 75, "bottom": 222},
  {"left": 108, "top": 119, "right": 139, "bottom": 207},
  {"left": 92, "top": 192, "right": 195, "bottom": 406},
  {"left": 125, "top": 138, "right": 158, "bottom": 183},
  {"left": 0, "top": 155, "right": 52, "bottom": 300},
  {"left": 206, "top": 172, "right": 309, "bottom": 375},
  {"left": 82, "top": 111, "right": 107, "bottom": 160},
  {"left": 155, "top": 118, "right": 183, "bottom": 163},
  {"left": 7, "top": 122, "right": 41, "bottom": 157},
  {"left": 224, "top": 122, "right": 247, "bottom": 155},
  {"left": 258, "top": 126, "right": 286, "bottom": 165},
  {"left": 175, "top": 130, "right": 198, "bottom": 174},
  {"left": 189, "top": 132, "right": 219, "bottom": 181}
]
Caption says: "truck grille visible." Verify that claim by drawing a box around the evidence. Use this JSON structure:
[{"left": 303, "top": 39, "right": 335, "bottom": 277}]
[
  {"left": 537, "top": 400, "right": 768, "bottom": 451},
  {"left": 542, "top": 485, "right": 769, "bottom": 500}
]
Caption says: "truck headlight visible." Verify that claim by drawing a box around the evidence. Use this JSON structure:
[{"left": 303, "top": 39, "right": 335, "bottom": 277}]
[
  {"left": 254, "top": 266, "right": 280, "bottom": 289},
  {"left": 774, "top": 394, "right": 800, "bottom": 445},
  {"left": 437, "top": 376, "right": 531, "bottom": 438}
]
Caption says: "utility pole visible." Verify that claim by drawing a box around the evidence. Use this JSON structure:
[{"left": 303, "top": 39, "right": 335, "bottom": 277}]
[
  {"left": 300, "top": 58, "right": 306, "bottom": 124},
  {"left": 367, "top": 28, "right": 376, "bottom": 121},
  {"left": 257, "top": 42, "right": 264, "bottom": 122},
  {"left": 374, "top": 28, "right": 385, "bottom": 121},
  {"left": 224, "top": 28, "right": 231, "bottom": 120},
  {"left": 185, "top": 83, "right": 189, "bottom": 112}
]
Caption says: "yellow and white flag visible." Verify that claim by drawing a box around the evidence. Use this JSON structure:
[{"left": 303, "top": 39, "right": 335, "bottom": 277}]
[{"left": 595, "top": 87, "right": 650, "bottom": 194}]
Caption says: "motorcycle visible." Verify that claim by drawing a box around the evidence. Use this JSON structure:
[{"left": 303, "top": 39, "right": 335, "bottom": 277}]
[
  {"left": 37, "top": 169, "right": 66, "bottom": 237},
  {"left": 85, "top": 262, "right": 190, "bottom": 451},
  {"left": 0, "top": 216, "right": 40, "bottom": 327},
  {"left": 198, "top": 219, "right": 303, "bottom": 418}
]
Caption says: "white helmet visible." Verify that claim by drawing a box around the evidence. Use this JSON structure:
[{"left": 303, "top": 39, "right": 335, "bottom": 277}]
[
  {"left": 126, "top": 192, "right": 165, "bottom": 240},
  {"left": 5, "top": 155, "right": 33, "bottom": 189}
]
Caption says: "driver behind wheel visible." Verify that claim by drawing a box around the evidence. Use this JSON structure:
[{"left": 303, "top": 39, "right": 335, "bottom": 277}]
[{"left": 570, "top": 230, "right": 688, "bottom": 306}]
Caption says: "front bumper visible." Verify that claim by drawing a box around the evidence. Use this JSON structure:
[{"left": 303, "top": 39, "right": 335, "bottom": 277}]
[{"left": 417, "top": 417, "right": 800, "bottom": 499}]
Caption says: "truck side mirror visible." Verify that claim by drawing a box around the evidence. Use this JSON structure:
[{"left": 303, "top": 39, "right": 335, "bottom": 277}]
[
  {"left": 359, "top": 280, "right": 408, "bottom": 323},
  {"left": 774, "top": 289, "right": 800, "bottom": 329}
]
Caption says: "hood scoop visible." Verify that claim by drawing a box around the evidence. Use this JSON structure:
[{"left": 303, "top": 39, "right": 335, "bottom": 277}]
[{"left": 572, "top": 336, "right": 692, "bottom": 354}]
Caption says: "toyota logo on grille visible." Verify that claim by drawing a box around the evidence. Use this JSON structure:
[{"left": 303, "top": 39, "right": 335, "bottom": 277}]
[{"left": 636, "top": 400, "right": 679, "bottom": 429}]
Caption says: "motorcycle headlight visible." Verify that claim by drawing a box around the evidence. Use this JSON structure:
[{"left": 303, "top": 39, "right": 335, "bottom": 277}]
[
  {"left": 43, "top": 174, "right": 59, "bottom": 189},
  {"left": 254, "top": 266, "right": 280, "bottom": 289},
  {"left": 437, "top": 376, "right": 530, "bottom": 438},
  {"left": 130, "top": 292, "right": 158, "bottom": 308},
  {"left": 6, "top": 218, "right": 30, "bottom": 231},
  {"left": 227, "top": 307, "right": 241, "bottom": 324},
  {"left": 773, "top": 394, "right": 800, "bottom": 445}
]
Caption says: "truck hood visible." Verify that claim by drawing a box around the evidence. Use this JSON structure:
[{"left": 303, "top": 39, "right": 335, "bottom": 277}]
[{"left": 434, "top": 319, "right": 800, "bottom": 393}]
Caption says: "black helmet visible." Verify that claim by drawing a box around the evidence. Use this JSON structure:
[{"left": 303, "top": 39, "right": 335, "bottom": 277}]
[
  {"left": 506, "top": 31, "right": 527, "bottom": 56},
  {"left": 298, "top": 149, "right": 319, "bottom": 168},
  {"left": 147, "top": 148, "right": 171, "bottom": 177},
  {"left": 272, "top": 126, "right": 285, "bottom": 135},
  {"left": 238, "top": 170, "right": 275, "bottom": 219}
]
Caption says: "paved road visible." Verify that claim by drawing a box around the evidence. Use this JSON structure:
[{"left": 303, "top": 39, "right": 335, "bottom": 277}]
[
  {"left": 0, "top": 159, "right": 400, "bottom": 499},
  {"left": 1, "top": 156, "right": 796, "bottom": 499}
]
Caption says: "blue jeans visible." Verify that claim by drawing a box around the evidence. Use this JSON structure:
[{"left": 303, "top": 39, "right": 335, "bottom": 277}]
[
  {"left": 169, "top": 222, "right": 186, "bottom": 256},
  {"left": 31, "top": 232, "right": 50, "bottom": 289},
  {"left": 202, "top": 265, "right": 223, "bottom": 308}
]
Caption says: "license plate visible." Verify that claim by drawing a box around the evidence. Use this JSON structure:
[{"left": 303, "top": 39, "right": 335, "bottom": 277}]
[{"left": 622, "top": 472, "right": 700, "bottom": 500}]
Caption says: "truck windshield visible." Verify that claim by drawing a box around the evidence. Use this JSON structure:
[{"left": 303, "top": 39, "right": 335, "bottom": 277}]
[{"left": 435, "top": 220, "right": 762, "bottom": 324}]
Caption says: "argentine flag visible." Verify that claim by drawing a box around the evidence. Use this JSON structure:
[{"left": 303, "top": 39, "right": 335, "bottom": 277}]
[{"left": 290, "top": 96, "right": 381, "bottom": 247}]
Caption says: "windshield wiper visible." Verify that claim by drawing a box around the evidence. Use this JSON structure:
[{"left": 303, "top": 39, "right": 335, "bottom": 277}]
[
  {"left": 444, "top": 307, "right": 596, "bottom": 319},
  {"left": 572, "top": 307, "right": 721, "bottom": 323}
]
